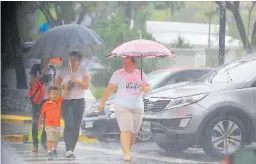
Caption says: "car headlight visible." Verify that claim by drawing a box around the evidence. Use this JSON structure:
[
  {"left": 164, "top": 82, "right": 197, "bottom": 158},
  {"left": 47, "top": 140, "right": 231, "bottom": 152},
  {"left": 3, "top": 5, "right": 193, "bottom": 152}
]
[
  {"left": 109, "top": 104, "right": 115, "bottom": 112},
  {"left": 165, "top": 93, "right": 208, "bottom": 110}
]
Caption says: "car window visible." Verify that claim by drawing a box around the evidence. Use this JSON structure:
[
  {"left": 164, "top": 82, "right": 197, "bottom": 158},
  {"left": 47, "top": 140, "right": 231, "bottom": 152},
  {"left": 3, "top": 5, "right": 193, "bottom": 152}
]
[
  {"left": 211, "top": 60, "right": 256, "bottom": 83},
  {"left": 251, "top": 80, "right": 256, "bottom": 87},
  {"left": 162, "top": 70, "right": 210, "bottom": 87},
  {"left": 185, "top": 70, "right": 211, "bottom": 80},
  {"left": 21, "top": 47, "right": 31, "bottom": 54},
  {"left": 147, "top": 71, "right": 172, "bottom": 89},
  {"left": 160, "top": 71, "right": 188, "bottom": 87}
]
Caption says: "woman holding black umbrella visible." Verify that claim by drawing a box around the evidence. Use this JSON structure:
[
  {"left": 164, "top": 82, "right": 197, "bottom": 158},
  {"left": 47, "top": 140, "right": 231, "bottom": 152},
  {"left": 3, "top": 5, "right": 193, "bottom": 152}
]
[
  {"left": 55, "top": 51, "right": 89, "bottom": 158},
  {"left": 97, "top": 56, "right": 151, "bottom": 161},
  {"left": 28, "top": 24, "right": 104, "bottom": 158}
]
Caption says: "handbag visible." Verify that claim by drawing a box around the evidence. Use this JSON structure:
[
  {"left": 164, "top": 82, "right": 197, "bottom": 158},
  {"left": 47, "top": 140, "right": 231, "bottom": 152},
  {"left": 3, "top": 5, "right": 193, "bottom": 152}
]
[{"left": 29, "top": 81, "right": 45, "bottom": 104}]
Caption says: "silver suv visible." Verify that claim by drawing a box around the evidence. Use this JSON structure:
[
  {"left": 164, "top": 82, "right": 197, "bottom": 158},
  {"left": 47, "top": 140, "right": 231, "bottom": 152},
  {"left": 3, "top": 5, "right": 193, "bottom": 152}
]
[{"left": 142, "top": 53, "right": 256, "bottom": 159}]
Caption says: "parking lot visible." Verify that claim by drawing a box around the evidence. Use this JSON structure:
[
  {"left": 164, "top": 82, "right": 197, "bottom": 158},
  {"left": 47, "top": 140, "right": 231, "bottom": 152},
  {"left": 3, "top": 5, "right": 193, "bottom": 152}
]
[{"left": 8, "top": 141, "right": 217, "bottom": 164}]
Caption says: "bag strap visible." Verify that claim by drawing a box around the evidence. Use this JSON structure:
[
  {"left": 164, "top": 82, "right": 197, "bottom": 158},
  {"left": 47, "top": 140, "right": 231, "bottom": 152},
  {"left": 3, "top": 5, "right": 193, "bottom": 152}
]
[{"left": 30, "top": 82, "right": 42, "bottom": 101}]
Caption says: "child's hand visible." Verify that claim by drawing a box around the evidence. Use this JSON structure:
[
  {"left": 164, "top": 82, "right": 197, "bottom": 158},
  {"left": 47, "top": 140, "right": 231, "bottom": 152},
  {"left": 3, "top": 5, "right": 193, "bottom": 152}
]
[{"left": 38, "top": 123, "right": 42, "bottom": 130}]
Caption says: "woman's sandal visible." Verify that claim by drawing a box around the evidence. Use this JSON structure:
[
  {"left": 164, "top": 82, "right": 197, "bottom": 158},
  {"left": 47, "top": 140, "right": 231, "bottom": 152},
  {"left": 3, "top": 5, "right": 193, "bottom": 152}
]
[{"left": 124, "top": 155, "right": 132, "bottom": 161}]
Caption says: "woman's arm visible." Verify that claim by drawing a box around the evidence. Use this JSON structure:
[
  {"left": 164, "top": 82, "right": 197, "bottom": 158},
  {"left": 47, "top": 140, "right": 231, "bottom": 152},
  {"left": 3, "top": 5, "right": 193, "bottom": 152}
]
[
  {"left": 63, "top": 83, "right": 69, "bottom": 97},
  {"left": 141, "top": 84, "right": 151, "bottom": 93},
  {"left": 140, "top": 71, "right": 151, "bottom": 93},
  {"left": 98, "top": 83, "right": 117, "bottom": 112},
  {"left": 72, "top": 75, "right": 89, "bottom": 90},
  {"left": 38, "top": 113, "right": 45, "bottom": 129},
  {"left": 55, "top": 75, "right": 63, "bottom": 89}
]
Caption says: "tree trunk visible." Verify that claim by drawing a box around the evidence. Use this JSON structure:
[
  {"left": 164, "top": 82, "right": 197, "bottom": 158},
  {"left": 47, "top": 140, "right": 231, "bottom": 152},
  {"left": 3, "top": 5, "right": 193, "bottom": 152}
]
[
  {"left": 58, "top": 2, "right": 75, "bottom": 24},
  {"left": 77, "top": 9, "right": 86, "bottom": 24},
  {"left": 251, "top": 21, "right": 256, "bottom": 51},
  {"left": 1, "top": 2, "right": 28, "bottom": 89},
  {"left": 232, "top": 8, "right": 252, "bottom": 54}
]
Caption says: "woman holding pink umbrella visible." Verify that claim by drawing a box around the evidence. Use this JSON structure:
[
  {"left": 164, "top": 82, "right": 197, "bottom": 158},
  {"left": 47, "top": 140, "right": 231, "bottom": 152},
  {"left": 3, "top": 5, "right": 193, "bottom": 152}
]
[{"left": 97, "top": 39, "right": 175, "bottom": 161}]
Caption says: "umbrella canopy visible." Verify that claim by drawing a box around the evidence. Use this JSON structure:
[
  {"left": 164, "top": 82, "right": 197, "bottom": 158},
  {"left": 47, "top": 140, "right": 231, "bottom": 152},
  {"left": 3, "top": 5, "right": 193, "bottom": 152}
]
[
  {"left": 29, "top": 24, "right": 105, "bottom": 60},
  {"left": 107, "top": 39, "right": 176, "bottom": 58}
]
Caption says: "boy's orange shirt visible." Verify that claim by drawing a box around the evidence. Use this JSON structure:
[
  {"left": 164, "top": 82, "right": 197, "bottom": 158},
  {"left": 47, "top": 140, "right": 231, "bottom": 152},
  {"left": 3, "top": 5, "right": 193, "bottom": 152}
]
[{"left": 41, "top": 97, "right": 64, "bottom": 127}]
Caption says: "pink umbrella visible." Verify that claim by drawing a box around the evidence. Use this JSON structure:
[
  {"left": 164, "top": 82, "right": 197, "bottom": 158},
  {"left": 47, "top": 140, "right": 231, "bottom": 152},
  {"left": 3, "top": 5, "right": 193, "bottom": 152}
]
[
  {"left": 107, "top": 39, "right": 176, "bottom": 80},
  {"left": 107, "top": 39, "right": 176, "bottom": 58}
]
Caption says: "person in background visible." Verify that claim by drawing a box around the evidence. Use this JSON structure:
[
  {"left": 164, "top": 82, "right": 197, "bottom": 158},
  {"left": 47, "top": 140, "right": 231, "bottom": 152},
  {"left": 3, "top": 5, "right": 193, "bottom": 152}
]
[
  {"left": 29, "top": 58, "right": 56, "bottom": 152},
  {"left": 38, "top": 86, "right": 67, "bottom": 160},
  {"left": 55, "top": 51, "right": 89, "bottom": 158},
  {"left": 97, "top": 56, "right": 151, "bottom": 161}
]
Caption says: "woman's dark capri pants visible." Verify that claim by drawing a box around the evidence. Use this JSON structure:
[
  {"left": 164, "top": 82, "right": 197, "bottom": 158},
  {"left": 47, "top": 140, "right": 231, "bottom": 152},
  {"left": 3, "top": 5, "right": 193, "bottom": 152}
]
[{"left": 62, "top": 98, "right": 85, "bottom": 151}]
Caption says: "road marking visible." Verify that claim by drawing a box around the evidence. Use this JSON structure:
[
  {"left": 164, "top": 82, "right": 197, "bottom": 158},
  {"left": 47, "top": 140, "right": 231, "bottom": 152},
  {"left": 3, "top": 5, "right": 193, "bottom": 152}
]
[
  {"left": 25, "top": 160, "right": 122, "bottom": 164},
  {"left": 11, "top": 143, "right": 216, "bottom": 164},
  {"left": 57, "top": 143, "right": 213, "bottom": 164},
  {"left": 19, "top": 154, "right": 112, "bottom": 157}
]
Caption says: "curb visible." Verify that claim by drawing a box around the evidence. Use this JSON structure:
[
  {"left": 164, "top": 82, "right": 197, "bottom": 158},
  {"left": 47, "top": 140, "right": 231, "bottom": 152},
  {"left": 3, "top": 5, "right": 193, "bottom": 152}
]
[
  {"left": 1, "top": 115, "right": 32, "bottom": 124},
  {"left": 3, "top": 134, "right": 29, "bottom": 143},
  {"left": 2, "top": 114, "right": 98, "bottom": 143},
  {"left": 1, "top": 114, "right": 65, "bottom": 125},
  {"left": 4, "top": 134, "right": 97, "bottom": 143}
]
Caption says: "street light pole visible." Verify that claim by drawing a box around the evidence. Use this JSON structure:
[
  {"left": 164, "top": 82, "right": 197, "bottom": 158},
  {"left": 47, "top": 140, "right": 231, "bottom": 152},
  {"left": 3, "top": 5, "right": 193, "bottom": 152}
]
[
  {"left": 208, "top": 14, "right": 212, "bottom": 49},
  {"left": 218, "top": 1, "right": 226, "bottom": 66}
]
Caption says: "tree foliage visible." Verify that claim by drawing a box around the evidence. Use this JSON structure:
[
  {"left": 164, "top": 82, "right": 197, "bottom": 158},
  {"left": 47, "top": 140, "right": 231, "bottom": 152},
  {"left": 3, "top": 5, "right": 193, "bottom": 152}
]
[
  {"left": 171, "top": 35, "right": 193, "bottom": 48},
  {"left": 91, "top": 9, "right": 149, "bottom": 87},
  {"left": 216, "top": 1, "right": 256, "bottom": 53},
  {"left": 91, "top": 7, "right": 164, "bottom": 87}
]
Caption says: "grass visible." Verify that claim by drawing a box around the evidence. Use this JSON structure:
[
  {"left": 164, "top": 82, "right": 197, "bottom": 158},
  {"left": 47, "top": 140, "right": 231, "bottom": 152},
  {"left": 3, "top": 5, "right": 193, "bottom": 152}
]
[{"left": 92, "top": 87, "right": 105, "bottom": 100}]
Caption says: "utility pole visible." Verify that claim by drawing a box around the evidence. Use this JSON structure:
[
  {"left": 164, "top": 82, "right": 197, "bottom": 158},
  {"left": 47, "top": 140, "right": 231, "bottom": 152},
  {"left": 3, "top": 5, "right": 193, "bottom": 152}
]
[
  {"left": 218, "top": 1, "right": 226, "bottom": 66},
  {"left": 208, "top": 14, "right": 212, "bottom": 49},
  {"left": 204, "top": 11, "right": 215, "bottom": 49}
]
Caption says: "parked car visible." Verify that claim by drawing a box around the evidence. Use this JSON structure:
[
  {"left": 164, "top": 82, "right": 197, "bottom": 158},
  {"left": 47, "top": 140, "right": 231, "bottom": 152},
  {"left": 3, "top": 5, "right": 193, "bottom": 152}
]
[
  {"left": 142, "top": 53, "right": 256, "bottom": 159},
  {"left": 81, "top": 67, "right": 212, "bottom": 142}
]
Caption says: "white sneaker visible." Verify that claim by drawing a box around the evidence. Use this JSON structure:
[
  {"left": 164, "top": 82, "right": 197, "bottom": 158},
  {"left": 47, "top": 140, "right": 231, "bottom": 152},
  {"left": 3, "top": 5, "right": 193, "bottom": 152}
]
[
  {"left": 66, "top": 150, "right": 73, "bottom": 158},
  {"left": 72, "top": 152, "right": 76, "bottom": 158}
]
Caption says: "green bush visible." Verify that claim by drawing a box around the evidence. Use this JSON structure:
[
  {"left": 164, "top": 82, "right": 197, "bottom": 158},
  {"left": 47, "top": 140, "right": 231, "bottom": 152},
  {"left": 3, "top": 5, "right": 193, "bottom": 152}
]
[
  {"left": 92, "top": 87, "right": 106, "bottom": 100},
  {"left": 28, "top": 124, "right": 43, "bottom": 142}
]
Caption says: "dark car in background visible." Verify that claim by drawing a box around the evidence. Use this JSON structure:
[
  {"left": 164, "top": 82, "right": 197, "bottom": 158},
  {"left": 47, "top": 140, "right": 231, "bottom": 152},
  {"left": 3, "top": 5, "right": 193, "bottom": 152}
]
[
  {"left": 81, "top": 67, "right": 212, "bottom": 142},
  {"left": 142, "top": 53, "right": 256, "bottom": 159}
]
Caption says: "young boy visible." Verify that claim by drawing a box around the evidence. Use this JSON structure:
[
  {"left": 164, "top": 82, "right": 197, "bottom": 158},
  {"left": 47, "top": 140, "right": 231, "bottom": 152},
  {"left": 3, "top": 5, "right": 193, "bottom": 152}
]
[{"left": 38, "top": 85, "right": 67, "bottom": 160}]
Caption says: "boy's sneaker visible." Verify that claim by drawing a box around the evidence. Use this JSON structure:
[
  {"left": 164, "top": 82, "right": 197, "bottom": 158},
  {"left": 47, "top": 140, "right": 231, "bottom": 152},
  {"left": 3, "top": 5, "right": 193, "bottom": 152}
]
[
  {"left": 52, "top": 150, "right": 57, "bottom": 157},
  {"left": 65, "top": 150, "right": 73, "bottom": 158},
  {"left": 32, "top": 147, "right": 38, "bottom": 153},
  {"left": 47, "top": 151, "right": 54, "bottom": 160}
]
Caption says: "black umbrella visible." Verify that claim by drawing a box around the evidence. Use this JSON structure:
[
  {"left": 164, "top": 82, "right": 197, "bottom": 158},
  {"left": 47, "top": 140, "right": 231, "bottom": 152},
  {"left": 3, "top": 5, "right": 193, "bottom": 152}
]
[{"left": 29, "top": 24, "right": 105, "bottom": 60}]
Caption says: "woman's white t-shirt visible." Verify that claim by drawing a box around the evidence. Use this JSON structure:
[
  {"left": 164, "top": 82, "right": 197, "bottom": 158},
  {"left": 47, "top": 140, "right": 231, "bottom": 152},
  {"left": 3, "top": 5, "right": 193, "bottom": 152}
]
[
  {"left": 59, "top": 67, "right": 88, "bottom": 100},
  {"left": 109, "top": 68, "right": 148, "bottom": 109}
]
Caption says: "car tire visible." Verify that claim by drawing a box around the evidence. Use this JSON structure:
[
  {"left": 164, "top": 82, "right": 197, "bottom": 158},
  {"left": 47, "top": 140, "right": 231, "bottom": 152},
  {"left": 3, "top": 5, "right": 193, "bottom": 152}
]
[
  {"left": 98, "top": 134, "right": 119, "bottom": 143},
  {"left": 137, "top": 133, "right": 152, "bottom": 142},
  {"left": 156, "top": 141, "right": 189, "bottom": 153},
  {"left": 201, "top": 115, "right": 247, "bottom": 159}
]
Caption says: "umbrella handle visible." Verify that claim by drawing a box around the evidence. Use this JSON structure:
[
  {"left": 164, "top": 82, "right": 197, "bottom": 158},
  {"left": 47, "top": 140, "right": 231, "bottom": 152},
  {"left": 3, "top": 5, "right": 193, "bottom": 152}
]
[
  {"left": 69, "top": 57, "right": 73, "bottom": 76},
  {"left": 141, "top": 55, "right": 142, "bottom": 81}
]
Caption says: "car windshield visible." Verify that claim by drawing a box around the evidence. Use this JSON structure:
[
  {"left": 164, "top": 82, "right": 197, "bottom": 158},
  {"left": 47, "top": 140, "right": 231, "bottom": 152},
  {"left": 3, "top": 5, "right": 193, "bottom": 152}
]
[
  {"left": 146, "top": 71, "right": 171, "bottom": 89},
  {"left": 200, "top": 59, "right": 256, "bottom": 83}
]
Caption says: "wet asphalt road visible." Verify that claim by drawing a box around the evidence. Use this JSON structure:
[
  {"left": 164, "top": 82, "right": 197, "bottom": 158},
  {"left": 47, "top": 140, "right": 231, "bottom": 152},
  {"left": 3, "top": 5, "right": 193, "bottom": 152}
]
[{"left": 8, "top": 141, "right": 218, "bottom": 164}]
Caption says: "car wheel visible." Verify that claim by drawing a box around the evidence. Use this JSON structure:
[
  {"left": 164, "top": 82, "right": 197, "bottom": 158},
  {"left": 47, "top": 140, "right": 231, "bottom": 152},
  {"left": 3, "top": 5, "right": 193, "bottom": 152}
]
[
  {"left": 98, "top": 134, "right": 119, "bottom": 142},
  {"left": 156, "top": 141, "right": 189, "bottom": 153},
  {"left": 201, "top": 115, "right": 247, "bottom": 159},
  {"left": 137, "top": 133, "right": 152, "bottom": 142}
]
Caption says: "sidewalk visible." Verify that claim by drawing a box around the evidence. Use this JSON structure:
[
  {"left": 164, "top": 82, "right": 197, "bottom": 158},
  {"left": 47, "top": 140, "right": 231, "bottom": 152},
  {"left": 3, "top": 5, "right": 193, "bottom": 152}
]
[{"left": 1, "top": 114, "right": 97, "bottom": 143}]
